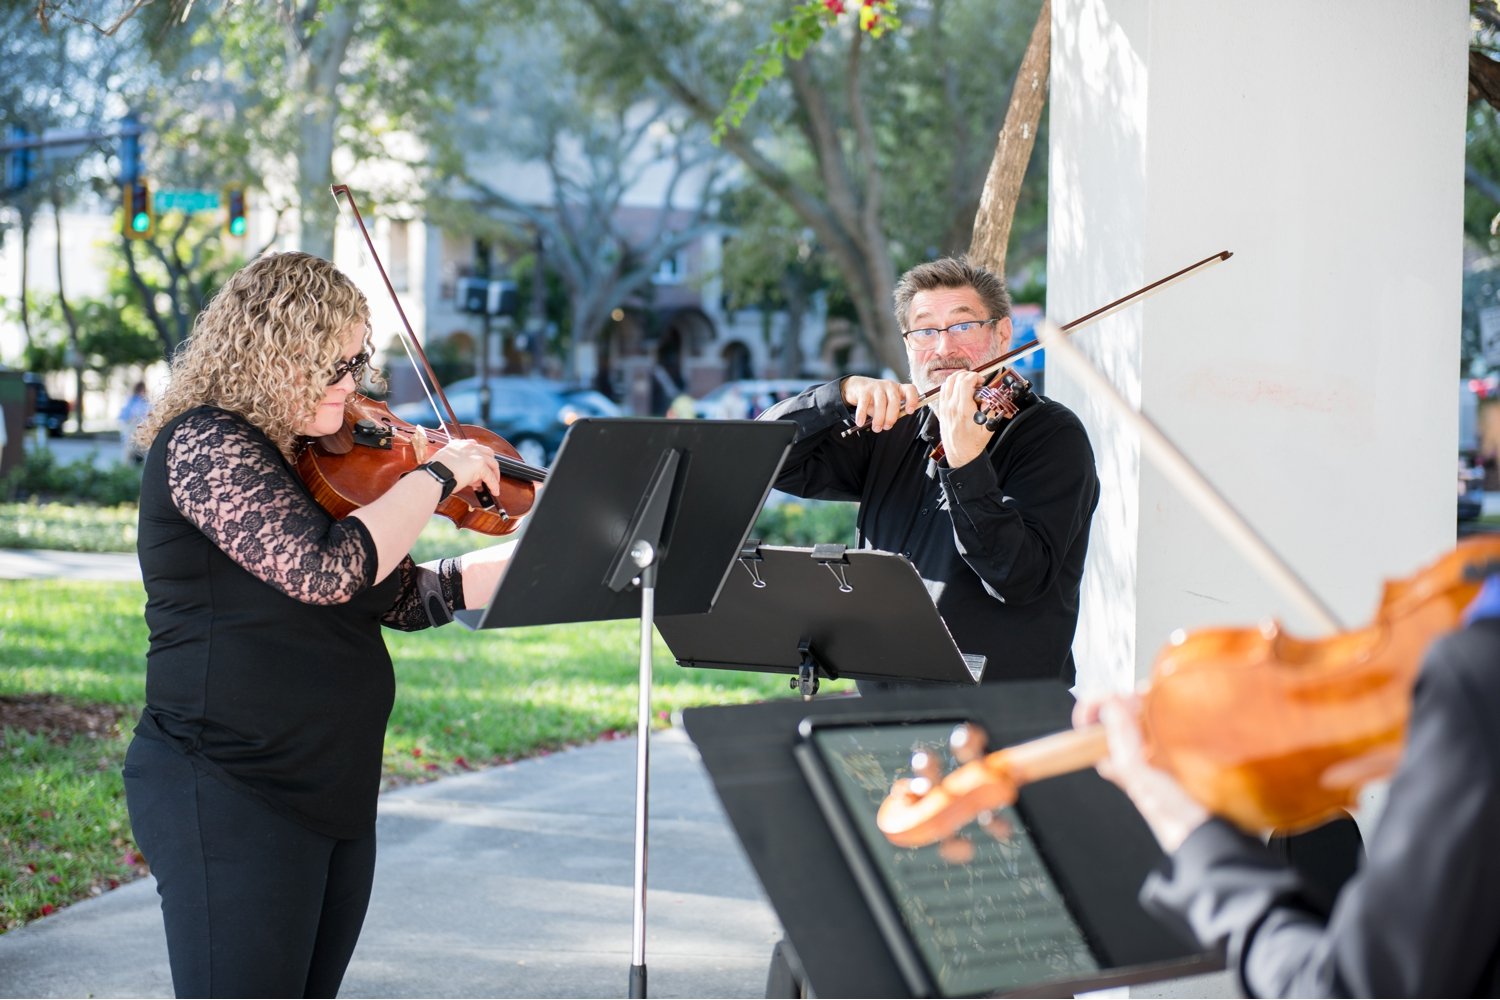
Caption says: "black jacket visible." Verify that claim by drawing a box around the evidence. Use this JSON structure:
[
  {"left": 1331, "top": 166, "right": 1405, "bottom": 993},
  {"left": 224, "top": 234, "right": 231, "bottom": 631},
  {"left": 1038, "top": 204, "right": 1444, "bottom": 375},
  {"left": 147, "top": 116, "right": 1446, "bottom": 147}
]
[{"left": 760, "top": 379, "right": 1099, "bottom": 683}]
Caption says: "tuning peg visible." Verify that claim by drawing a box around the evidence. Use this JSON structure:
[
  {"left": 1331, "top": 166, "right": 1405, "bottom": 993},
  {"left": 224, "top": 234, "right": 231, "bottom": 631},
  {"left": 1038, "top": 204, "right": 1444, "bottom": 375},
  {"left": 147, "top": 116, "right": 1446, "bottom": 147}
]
[
  {"left": 908, "top": 749, "right": 942, "bottom": 796},
  {"left": 938, "top": 834, "right": 975, "bottom": 864},
  {"left": 948, "top": 722, "right": 989, "bottom": 763}
]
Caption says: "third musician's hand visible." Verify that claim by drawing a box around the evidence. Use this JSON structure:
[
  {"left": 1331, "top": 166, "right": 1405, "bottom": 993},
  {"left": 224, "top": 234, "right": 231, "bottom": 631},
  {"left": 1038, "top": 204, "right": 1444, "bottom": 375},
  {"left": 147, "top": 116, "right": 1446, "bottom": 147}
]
[
  {"left": 934, "top": 370, "right": 995, "bottom": 468},
  {"left": 1074, "top": 693, "right": 1210, "bottom": 853},
  {"left": 842, "top": 376, "right": 920, "bottom": 433},
  {"left": 430, "top": 439, "right": 501, "bottom": 498}
]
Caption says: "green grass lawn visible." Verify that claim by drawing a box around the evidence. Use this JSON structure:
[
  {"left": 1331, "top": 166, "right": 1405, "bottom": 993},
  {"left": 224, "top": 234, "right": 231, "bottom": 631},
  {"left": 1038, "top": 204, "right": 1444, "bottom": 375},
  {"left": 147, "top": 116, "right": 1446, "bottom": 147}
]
[{"left": 0, "top": 573, "right": 845, "bottom": 931}]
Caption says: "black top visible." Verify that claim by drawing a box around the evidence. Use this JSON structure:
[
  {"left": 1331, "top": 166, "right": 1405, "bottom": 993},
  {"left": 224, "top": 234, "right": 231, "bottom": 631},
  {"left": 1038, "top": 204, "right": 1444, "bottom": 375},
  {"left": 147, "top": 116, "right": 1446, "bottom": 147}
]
[
  {"left": 134, "top": 406, "right": 465, "bottom": 839},
  {"left": 760, "top": 379, "right": 1099, "bottom": 683},
  {"left": 1141, "top": 617, "right": 1500, "bottom": 997}
]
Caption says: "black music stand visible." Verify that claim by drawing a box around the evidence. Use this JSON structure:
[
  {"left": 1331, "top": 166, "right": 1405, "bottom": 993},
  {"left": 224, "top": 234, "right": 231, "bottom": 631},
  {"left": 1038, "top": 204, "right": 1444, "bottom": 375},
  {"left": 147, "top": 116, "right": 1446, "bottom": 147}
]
[
  {"left": 682, "top": 683, "right": 1221, "bottom": 998},
  {"left": 458, "top": 417, "right": 795, "bottom": 999},
  {"left": 656, "top": 544, "right": 985, "bottom": 697}
]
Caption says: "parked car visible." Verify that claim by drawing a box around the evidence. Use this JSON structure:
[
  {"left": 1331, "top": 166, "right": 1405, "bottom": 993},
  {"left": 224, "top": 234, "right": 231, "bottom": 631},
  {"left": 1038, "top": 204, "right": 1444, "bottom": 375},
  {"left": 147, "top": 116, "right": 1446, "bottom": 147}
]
[
  {"left": 23, "top": 373, "right": 69, "bottom": 437},
  {"left": 388, "top": 376, "right": 621, "bottom": 467},
  {"left": 693, "top": 379, "right": 819, "bottom": 420},
  {"left": 1459, "top": 455, "right": 1486, "bottom": 521}
]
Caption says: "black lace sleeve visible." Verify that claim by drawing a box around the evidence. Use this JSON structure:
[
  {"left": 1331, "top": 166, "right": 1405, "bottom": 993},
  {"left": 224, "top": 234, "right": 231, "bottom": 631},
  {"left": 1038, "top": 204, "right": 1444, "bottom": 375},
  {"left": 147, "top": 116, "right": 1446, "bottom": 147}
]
[
  {"left": 380, "top": 557, "right": 466, "bottom": 631},
  {"left": 165, "top": 408, "right": 378, "bottom": 605}
]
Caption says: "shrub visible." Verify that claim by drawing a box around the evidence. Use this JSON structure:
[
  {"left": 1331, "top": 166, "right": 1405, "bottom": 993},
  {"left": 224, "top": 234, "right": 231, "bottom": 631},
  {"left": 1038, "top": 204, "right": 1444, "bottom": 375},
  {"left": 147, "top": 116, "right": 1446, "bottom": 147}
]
[
  {"left": 751, "top": 498, "right": 858, "bottom": 547},
  {"left": 1, "top": 449, "right": 142, "bottom": 507},
  {"left": 0, "top": 501, "right": 137, "bottom": 552}
]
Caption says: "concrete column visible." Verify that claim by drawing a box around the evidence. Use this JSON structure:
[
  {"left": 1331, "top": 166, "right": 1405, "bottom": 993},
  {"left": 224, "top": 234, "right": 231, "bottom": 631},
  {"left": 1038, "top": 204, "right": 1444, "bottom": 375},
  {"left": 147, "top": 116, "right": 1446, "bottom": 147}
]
[{"left": 1048, "top": 0, "right": 1471, "bottom": 691}]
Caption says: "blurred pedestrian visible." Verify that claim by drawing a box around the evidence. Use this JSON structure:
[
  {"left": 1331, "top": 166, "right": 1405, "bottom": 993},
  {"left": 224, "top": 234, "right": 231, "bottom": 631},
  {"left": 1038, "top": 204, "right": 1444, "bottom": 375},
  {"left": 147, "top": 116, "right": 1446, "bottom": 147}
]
[{"left": 118, "top": 380, "right": 150, "bottom": 464}]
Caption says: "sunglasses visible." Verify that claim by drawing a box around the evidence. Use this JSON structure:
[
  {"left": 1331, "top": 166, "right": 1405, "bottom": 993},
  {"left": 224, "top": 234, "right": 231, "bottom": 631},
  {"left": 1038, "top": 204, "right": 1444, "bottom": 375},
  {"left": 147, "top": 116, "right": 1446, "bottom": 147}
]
[{"left": 327, "top": 350, "right": 371, "bottom": 386}]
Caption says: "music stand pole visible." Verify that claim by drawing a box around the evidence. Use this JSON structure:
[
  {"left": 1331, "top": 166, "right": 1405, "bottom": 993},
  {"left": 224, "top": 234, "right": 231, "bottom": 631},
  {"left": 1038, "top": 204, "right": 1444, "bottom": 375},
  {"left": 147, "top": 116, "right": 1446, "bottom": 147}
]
[
  {"left": 603, "top": 449, "right": 680, "bottom": 999},
  {"left": 630, "top": 565, "right": 655, "bottom": 999}
]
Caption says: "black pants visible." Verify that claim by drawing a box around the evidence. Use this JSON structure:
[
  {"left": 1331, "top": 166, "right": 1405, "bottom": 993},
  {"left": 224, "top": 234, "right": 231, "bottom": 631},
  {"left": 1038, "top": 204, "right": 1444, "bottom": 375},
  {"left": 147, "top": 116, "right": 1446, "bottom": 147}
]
[{"left": 123, "top": 735, "right": 377, "bottom": 998}]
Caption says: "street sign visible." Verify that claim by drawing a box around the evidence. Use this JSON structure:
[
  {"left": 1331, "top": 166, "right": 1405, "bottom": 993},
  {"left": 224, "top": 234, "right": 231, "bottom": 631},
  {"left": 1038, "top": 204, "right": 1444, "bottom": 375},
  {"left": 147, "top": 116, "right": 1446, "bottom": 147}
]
[{"left": 153, "top": 189, "right": 220, "bottom": 214}]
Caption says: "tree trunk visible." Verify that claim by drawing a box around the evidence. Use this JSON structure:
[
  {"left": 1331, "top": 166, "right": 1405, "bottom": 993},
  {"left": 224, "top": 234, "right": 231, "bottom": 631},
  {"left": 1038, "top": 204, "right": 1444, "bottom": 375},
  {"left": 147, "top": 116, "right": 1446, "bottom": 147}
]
[
  {"left": 968, "top": 0, "right": 1050, "bottom": 277},
  {"left": 17, "top": 212, "right": 32, "bottom": 350},
  {"left": 780, "top": 279, "right": 805, "bottom": 379},
  {"left": 122, "top": 239, "right": 176, "bottom": 360},
  {"left": 52, "top": 195, "right": 83, "bottom": 432},
  {"left": 288, "top": 2, "right": 357, "bottom": 258}
]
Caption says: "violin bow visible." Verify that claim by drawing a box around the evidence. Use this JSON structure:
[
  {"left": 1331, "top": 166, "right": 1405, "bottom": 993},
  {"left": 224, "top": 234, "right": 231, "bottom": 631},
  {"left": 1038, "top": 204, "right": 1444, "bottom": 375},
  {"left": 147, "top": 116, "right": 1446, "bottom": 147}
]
[
  {"left": 846, "top": 250, "right": 1234, "bottom": 434},
  {"left": 331, "top": 184, "right": 501, "bottom": 507},
  {"left": 331, "top": 185, "right": 469, "bottom": 436},
  {"left": 1037, "top": 316, "right": 1345, "bottom": 633}
]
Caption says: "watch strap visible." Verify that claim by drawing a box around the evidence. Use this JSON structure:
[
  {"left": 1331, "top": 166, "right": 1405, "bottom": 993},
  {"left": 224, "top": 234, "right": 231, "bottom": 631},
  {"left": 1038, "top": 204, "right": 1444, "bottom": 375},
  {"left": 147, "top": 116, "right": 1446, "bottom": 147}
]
[{"left": 417, "top": 460, "right": 457, "bottom": 502}]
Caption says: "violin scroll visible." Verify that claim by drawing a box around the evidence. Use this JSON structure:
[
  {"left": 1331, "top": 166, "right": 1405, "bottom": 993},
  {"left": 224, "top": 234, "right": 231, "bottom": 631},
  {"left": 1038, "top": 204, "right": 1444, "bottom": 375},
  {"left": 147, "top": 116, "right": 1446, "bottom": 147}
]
[{"left": 971, "top": 367, "right": 1037, "bottom": 431}]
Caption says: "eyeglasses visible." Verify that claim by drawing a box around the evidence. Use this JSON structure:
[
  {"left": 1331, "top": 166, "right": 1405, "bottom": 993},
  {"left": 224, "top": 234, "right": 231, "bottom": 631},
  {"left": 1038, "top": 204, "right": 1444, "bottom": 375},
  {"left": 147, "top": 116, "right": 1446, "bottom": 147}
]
[
  {"left": 327, "top": 350, "right": 371, "bottom": 385},
  {"left": 901, "top": 318, "right": 999, "bottom": 348}
]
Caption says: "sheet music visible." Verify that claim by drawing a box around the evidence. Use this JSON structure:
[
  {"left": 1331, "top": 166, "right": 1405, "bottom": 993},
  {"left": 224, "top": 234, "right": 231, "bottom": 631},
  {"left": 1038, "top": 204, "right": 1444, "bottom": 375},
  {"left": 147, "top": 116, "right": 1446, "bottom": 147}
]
[{"left": 802, "top": 720, "right": 1099, "bottom": 996}]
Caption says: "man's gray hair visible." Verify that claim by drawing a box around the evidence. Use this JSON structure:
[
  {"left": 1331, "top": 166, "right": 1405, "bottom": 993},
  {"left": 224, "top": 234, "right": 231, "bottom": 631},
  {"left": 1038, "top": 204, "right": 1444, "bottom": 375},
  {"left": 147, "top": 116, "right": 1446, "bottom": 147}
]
[{"left": 892, "top": 256, "right": 1012, "bottom": 332}]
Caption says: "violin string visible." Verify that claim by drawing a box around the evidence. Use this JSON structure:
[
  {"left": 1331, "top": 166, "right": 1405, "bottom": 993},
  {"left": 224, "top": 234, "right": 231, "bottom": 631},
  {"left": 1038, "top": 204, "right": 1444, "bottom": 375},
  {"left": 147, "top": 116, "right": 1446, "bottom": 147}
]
[{"left": 392, "top": 424, "right": 546, "bottom": 482}]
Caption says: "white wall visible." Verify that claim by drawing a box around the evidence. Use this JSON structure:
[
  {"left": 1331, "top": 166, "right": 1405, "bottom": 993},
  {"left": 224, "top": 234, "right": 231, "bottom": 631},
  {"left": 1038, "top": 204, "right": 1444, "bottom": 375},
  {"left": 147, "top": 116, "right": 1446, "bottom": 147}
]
[{"left": 1050, "top": 0, "right": 1471, "bottom": 692}]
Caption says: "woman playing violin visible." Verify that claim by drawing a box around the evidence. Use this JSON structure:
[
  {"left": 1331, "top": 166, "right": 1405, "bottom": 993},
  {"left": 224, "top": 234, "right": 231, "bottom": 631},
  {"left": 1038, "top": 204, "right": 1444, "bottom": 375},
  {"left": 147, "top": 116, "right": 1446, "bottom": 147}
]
[
  {"left": 123, "top": 251, "right": 509, "bottom": 998},
  {"left": 1078, "top": 577, "right": 1500, "bottom": 998}
]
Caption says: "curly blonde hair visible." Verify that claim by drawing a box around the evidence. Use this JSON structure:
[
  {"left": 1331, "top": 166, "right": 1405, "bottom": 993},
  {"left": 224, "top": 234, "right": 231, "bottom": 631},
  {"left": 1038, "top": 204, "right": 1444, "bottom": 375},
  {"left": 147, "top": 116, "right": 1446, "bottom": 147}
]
[{"left": 136, "top": 251, "right": 376, "bottom": 460}]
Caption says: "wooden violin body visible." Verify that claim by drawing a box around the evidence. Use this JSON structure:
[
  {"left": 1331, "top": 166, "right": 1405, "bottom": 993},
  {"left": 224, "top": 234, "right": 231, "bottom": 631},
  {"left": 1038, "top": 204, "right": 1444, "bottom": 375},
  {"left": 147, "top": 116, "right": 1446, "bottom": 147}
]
[
  {"left": 878, "top": 537, "right": 1500, "bottom": 848},
  {"left": 298, "top": 394, "right": 541, "bottom": 537}
]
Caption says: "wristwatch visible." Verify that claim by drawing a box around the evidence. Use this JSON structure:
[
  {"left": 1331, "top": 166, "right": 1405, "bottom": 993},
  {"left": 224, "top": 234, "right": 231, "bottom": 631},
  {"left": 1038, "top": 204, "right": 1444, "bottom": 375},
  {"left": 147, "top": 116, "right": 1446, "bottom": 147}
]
[{"left": 415, "top": 460, "right": 457, "bottom": 502}]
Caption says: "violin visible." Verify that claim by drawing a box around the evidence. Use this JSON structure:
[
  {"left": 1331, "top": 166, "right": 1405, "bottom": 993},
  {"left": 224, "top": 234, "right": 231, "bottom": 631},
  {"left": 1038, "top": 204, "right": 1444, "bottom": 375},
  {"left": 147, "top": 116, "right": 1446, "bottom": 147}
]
[
  {"left": 298, "top": 185, "right": 547, "bottom": 535},
  {"left": 298, "top": 393, "right": 545, "bottom": 536},
  {"left": 878, "top": 537, "right": 1500, "bottom": 849},
  {"left": 878, "top": 537, "right": 1500, "bottom": 850}
]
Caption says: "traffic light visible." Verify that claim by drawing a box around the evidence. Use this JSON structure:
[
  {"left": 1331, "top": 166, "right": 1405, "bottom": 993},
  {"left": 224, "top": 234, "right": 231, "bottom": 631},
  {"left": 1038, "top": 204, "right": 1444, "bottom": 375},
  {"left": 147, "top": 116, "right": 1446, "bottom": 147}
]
[
  {"left": 123, "top": 180, "right": 154, "bottom": 239},
  {"left": 223, "top": 185, "right": 247, "bottom": 237}
]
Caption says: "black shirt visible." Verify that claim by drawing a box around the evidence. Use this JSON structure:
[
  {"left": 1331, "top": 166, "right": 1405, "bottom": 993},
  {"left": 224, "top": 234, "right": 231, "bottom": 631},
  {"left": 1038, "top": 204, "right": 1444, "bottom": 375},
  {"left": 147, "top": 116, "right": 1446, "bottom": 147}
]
[
  {"left": 134, "top": 407, "right": 464, "bottom": 839},
  {"left": 761, "top": 380, "right": 1099, "bottom": 683}
]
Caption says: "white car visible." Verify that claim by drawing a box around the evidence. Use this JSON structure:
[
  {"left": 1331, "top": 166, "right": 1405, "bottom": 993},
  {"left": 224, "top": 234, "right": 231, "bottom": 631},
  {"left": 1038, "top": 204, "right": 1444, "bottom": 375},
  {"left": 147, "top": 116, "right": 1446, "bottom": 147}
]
[{"left": 693, "top": 379, "right": 819, "bottom": 420}]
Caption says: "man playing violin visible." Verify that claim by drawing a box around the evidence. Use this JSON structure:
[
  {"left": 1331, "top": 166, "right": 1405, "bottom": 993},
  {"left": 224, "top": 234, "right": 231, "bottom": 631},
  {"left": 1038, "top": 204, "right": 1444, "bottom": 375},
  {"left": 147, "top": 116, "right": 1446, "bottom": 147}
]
[
  {"left": 1078, "top": 577, "right": 1500, "bottom": 997},
  {"left": 123, "top": 251, "right": 511, "bottom": 998},
  {"left": 760, "top": 256, "right": 1100, "bottom": 685}
]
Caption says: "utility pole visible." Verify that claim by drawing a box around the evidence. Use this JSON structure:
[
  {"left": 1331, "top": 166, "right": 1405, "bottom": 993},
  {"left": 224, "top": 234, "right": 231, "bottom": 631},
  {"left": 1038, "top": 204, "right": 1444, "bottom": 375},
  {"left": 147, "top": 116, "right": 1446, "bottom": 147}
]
[{"left": 476, "top": 239, "right": 493, "bottom": 426}]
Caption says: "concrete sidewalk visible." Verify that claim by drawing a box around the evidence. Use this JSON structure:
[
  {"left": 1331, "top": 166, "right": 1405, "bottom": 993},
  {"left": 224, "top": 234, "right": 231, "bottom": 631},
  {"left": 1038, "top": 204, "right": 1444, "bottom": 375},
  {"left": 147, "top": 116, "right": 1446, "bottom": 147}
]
[
  {"left": 0, "top": 731, "right": 784, "bottom": 999},
  {"left": 0, "top": 547, "right": 141, "bottom": 581}
]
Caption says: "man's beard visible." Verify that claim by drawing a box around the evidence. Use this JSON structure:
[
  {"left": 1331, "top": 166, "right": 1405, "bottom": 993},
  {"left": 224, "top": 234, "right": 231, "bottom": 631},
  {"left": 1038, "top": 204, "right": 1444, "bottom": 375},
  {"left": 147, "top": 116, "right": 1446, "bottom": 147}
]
[{"left": 909, "top": 354, "right": 974, "bottom": 393}]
